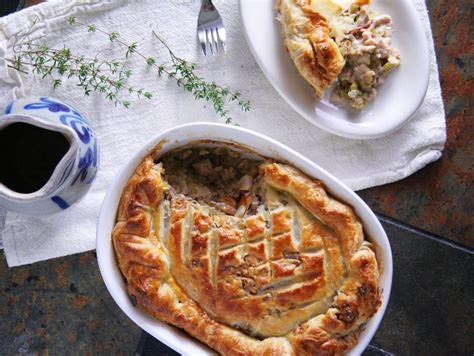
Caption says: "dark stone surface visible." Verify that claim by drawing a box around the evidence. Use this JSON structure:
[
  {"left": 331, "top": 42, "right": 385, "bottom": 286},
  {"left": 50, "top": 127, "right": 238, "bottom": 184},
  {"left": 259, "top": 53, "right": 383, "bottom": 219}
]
[
  {"left": 363, "top": 345, "right": 393, "bottom": 356},
  {"left": 0, "top": 251, "right": 141, "bottom": 354},
  {"left": 0, "top": 2, "right": 22, "bottom": 17},
  {"left": 136, "top": 331, "right": 179, "bottom": 356},
  {"left": 359, "top": 0, "right": 474, "bottom": 247},
  {"left": 134, "top": 217, "right": 474, "bottom": 355},
  {"left": 367, "top": 217, "right": 474, "bottom": 355}
]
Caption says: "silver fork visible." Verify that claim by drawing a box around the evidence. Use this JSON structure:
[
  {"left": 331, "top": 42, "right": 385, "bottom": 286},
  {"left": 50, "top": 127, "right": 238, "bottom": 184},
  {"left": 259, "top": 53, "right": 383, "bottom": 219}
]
[{"left": 197, "top": 0, "right": 226, "bottom": 56}]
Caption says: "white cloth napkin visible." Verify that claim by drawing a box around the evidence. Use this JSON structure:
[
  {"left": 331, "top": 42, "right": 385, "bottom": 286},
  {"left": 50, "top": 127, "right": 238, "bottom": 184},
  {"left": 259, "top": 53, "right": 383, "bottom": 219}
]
[{"left": 0, "top": 0, "right": 445, "bottom": 266}]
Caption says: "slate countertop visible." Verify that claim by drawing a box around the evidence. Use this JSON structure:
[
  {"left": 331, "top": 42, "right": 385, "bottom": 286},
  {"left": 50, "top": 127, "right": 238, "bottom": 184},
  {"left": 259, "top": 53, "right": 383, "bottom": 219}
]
[
  {"left": 0, "top": 0, "right": 473, "bottom": 355},
  {"left": 359, "top": 0, "right": 473, "bottom": 247}
]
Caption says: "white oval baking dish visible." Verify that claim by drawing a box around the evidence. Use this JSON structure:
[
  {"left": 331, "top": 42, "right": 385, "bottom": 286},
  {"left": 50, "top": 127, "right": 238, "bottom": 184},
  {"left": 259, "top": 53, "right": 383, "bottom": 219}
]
[{"left": 96, "top": 122, "right": 393, "bottom": 355}]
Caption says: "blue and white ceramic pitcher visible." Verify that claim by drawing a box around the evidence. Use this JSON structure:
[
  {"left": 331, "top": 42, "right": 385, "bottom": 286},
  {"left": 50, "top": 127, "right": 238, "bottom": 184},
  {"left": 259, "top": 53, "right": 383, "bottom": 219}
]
[{"left": 0, "top": 96, "right": 99, "bottom": 215}]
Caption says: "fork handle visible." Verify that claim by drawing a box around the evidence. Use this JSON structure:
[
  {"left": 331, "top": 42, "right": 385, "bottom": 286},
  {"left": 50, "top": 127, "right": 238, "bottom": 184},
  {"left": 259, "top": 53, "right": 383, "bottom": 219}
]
[{"left": 201, "top": 0, "right": 215, "bottom": 9}]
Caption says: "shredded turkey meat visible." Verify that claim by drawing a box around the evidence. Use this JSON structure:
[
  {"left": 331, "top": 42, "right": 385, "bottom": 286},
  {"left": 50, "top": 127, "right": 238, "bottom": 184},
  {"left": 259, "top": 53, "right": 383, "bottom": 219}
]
[
  {"left": 160, "top": 145, "right": 265, "bottom": 217},
  {"left": 331, "top": 4, "right": 401, "bottom": 109}
]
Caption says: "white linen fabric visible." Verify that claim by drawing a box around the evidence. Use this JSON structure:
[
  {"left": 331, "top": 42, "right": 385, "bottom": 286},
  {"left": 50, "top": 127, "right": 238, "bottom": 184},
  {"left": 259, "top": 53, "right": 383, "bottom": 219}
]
[{"left": 0, "top": 0, "right": 445, "bottom": 266}]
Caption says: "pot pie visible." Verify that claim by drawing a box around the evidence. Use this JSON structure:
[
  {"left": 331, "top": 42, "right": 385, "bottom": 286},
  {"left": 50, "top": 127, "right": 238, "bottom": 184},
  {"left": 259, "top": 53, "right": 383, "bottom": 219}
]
[
  {"left": 277, "top": 0, "right": 401, "bottom": 109},
  {"left": 112, "top": 142, "right": 381, "bottom": 355}
]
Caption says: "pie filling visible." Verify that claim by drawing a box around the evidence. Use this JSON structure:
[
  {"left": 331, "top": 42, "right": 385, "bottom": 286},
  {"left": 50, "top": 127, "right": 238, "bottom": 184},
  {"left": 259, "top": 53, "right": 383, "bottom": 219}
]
[
  {"left": 331, "top": 4, "right": 401, "bottom": 109},
  {"left": 161, "top": 145, "right": 264, "bottom": 218}
]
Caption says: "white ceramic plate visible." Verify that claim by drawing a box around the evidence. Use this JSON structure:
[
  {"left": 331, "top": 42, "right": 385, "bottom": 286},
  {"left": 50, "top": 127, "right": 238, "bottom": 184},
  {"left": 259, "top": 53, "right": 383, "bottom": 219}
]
[
  {"left": 239, "top": 0, "right": 430, "bottom": 139},
  {"left": 96, "top": 123, "right": 393, "bottom": 355}
]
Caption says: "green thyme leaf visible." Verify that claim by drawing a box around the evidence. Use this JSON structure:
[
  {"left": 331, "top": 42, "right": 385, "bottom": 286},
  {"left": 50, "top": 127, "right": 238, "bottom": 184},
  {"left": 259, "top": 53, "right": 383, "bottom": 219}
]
[
  {"left": 109, "top": 32, "right": 119, "bottom": 42},
  {"left": 146, "top": 57, "right": 155, "bottom": 66},
  {"left": 125, "top": 42, "right": 137, "bottom": 58}
]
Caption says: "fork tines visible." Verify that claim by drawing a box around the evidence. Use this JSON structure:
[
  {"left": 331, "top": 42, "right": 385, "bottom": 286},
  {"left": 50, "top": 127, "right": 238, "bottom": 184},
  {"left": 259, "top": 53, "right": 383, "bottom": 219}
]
[{"left": 197, "top": 1, "right": 226, "bottom": 56}]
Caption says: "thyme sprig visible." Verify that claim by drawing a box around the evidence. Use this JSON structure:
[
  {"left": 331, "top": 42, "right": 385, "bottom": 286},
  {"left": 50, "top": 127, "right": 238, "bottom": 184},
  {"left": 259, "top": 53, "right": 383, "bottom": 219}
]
[
  {"left": 10, "top": 40, "right": 149, "bottom": 108},
  {"left": 150, "top": 31, "right": 250, "bottom": 122},
  {"left": 7, "top": 16, "right": 250, "bottom": 123}
]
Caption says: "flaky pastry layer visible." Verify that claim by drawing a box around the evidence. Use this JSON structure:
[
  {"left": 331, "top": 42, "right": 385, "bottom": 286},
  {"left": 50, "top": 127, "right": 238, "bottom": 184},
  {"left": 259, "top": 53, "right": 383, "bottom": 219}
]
[
  {"left": 276, "top": 0, "right": 345, "bottom": 97},
  {"left": 112, "top": 145, "right": 381, "bottom": 355}
]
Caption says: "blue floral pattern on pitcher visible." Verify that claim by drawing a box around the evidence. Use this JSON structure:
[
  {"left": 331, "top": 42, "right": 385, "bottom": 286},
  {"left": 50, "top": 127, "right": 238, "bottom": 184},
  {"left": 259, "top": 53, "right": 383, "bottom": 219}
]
[
  {"left": 72, "top": 140, "right": 98, "bottom": 185},
  {"left": 60, "top": 113, "right": 91, "bottom": 144},
  {"left": 4, "top": 102, "right": 13, "bottom": 114},
  {"left": 24, "top": 97, "right": 71, "bottom": 113},
  {"left": 59, "top": 111, "right": 98, "bottom": 186}
]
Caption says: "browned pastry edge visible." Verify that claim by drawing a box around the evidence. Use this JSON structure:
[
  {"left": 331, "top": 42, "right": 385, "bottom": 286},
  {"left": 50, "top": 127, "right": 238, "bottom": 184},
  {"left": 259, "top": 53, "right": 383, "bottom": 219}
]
[
  {"left": 112, "top": 150, "right": 381, "bottom": 356},
  {"left": 262, "top": 163, "right": 381, "bottom": 354},
  {"left": 276, "top": 0, "right": 345, "bottom": 97}
]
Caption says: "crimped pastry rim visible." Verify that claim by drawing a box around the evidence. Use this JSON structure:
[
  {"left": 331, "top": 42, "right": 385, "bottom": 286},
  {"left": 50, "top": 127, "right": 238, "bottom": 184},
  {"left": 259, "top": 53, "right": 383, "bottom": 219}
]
[{"left": 97, "top": 123, "right": 393, "bottom": 355}]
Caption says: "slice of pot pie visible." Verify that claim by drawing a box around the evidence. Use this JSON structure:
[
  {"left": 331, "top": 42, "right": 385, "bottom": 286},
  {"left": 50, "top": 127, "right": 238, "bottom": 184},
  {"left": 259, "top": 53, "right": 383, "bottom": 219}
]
[
  {"left": 112, "top": 143, "right": 381, "bottom": 355},
  {"left": 277, "top": 0, "right": 401, "bottom": 109}
]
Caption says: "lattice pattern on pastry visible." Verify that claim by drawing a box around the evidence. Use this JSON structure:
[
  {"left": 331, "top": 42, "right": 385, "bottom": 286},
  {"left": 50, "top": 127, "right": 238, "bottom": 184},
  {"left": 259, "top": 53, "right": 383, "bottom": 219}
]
[{"left": 161, "top": 183, "right": 347, "bottom": 337}]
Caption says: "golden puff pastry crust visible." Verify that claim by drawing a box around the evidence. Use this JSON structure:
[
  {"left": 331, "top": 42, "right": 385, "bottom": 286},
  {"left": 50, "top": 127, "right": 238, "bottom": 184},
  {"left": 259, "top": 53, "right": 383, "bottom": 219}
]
[
  {"left": 276, "top": 0, "right": 345, "bottom": 97},
  {"left": 112, "top": 143, "right": 381, "bottom": 355}
]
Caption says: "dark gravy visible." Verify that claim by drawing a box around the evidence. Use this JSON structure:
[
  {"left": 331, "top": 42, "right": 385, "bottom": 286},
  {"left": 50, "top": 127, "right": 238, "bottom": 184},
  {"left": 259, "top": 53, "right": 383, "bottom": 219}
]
[{"left": 0, "top": 122, "right": 70, "bottom": 194}]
